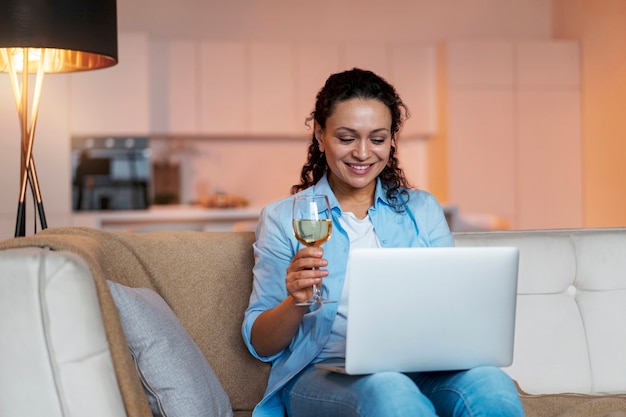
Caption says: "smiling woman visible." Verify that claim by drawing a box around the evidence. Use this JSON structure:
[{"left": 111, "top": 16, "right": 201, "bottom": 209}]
[{"left": 242, "top": 68, "right": 524, "bottom": 417}]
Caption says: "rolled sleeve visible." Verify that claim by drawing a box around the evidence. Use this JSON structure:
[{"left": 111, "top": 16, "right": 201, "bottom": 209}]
[{"left": 242, "top": 201, "right": 296, "bottom": 362}]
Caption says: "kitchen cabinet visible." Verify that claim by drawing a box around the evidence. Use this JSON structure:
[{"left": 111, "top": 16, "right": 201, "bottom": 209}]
[
  {"left": 70, "top": 33, "right": 150, "bottom": 135},
  {"left": 445, "top": 40, "right": 582, "bottom": 230},
  {"left": 389, "top": 43, "right": 437, "bottom": 138},
  {"left": 149, "top": 39, "right": 201, "bottom": 134},
  {"left": 200, "top": 41, "right": 248, "bottom": 134},
  {"left": 249, "top": 42, "right": 300, "bottom": 135},
  {"left": 342, "top": 42, "right": 390, "bottom": 80},
  {"left": 515, "top": 41, "right": 581, "bottom": 230},
  {"left": 294, "top": 42, "right": 343, "bottom": 134},
  {"left": 446, "top": 40, "right": 516, "bottom": 225},
  {"left": 155, "top": 39, "right": 438, "bottom": 138},
  {"left": 154, "top": 40, "right": 250, "bottom": 135},
  {"left": 167, "top": 41, "right": 199, "bottom": 134}
]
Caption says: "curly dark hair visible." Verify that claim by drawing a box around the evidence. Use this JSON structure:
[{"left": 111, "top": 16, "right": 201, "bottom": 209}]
[{"left": 291, "top": 68, "right": 412, "bottom": 210}]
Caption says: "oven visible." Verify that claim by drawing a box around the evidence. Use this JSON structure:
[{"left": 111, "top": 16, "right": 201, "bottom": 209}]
[{"left": 71, "top": 136, "right": 151, "bottom": 211}]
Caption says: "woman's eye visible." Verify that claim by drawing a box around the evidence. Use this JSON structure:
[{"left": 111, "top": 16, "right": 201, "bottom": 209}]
[
  {"left": 338, "top": 137, "right": 355, "bottom": 142},
  {"left": 371, "top": 138, "right": 386, "bottom": 145}
]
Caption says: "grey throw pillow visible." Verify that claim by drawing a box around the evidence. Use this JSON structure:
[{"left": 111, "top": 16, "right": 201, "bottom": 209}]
[{"left": 107, "top": 281, "right": 233, "bottom": 417}]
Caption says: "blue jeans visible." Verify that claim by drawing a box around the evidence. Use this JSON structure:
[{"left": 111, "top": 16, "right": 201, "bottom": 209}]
[{"left": 282, "top": 363, "right": 524, "bottom": 417}]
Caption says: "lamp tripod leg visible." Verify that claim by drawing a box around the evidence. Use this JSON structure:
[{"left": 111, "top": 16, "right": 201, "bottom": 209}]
[
  {"left": 15, "top": 130, "right": 28, "bottom": 238},
  {"left": 14, "top": 201, "right": 25, "bottom": 237},
  {"left": 11, "top": 48, "right": 47, "bottom": 237},
  {"left": 30, "top": 158, "right": 47, "bottom": 230}
]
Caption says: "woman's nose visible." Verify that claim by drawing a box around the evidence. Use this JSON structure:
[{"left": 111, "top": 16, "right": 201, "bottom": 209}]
[{"left": 353, "top": 141, "right": 370, "bottom": 159}]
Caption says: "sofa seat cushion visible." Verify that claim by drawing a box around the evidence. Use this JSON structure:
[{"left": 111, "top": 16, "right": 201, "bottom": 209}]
[
  {"left": 519, "top": 389, "right": 626, "bottom": 417},
  {"left": 107, "top": 281, "right": 233, "bottom": 417}
]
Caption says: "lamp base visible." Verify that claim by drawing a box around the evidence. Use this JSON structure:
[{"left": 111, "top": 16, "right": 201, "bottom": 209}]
[{"left": 14, "top": 200, "right": 48, "bottom": 237}]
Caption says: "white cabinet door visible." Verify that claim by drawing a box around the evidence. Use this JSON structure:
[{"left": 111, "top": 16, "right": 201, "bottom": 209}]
[
  {"left": 200, "top": 41, "right": 248, "bottom": 135},
  {"left": 70, "top": 32, "right": 150, "bottom": 135},
  {"left": 149, "top": 40, "right": 200, "bottom": 135},
  {"left": 294, "top": 42, "right": 343, "bottom": 136},
  {"left": 446, "top": 40, "right": 516, "bottom": 224},
  {"left": 446, "top": 40, "right": 514, "bottom": 87},
  {"left": 517, "top": 89, "right": 582, "bottom": 229},
  {"left": 249, "top": 42, "right": 299, "bottom": 135},
  {"left": 516, "top": 41, "right": 580, "bottom": 87},
  {"left": 515, "top": 40, "right": 582, "bottom": 229},
  {"left": 448, "top": 89, "right": 517, "bottom": 223},
  {"left": 389, "top": 43, "right": 437, "bottom": 137},
  {"left": 167, "top": 41, "right": 199, "bottom": 134},
  {"left": 445, "top": 40, "right": 582, "bottom": 230},
  {"left": 342, "top": 42, "right": 390, "bottom": 80}
]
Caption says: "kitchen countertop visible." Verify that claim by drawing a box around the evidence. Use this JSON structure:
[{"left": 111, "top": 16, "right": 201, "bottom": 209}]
[
  {"left": 71, "top": 203, "right": 459, "bottom": 232},
  {"left": 71, "top": 205, "right": 262, "bottom": 232}
]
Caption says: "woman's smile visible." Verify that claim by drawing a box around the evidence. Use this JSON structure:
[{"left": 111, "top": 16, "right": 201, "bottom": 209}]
[{"left": 347, "top": 162, "right": 374, "bottom": 174}]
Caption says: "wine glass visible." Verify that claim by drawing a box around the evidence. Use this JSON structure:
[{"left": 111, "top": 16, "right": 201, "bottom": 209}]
[{"left": 292, "top": 194, "right": 334, "bottom": 306}]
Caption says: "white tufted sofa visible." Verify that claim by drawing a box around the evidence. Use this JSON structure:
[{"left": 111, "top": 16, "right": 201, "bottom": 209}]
[
  {"left": 455, "top": 227, "right": 626, "bottom": 396},
  {"left": 1, "top": 226, "right": 626, "bottom": 417}
]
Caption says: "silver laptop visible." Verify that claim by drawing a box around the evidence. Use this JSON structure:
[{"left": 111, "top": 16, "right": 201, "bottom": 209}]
[{"left": 316, "top": 246, "right": 519, "bottom": 375}]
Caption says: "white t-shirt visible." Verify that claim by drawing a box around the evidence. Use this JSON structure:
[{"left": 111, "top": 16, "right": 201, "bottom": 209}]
[{"left": 317, "top": 212, "right": 381, "bottom": 359}]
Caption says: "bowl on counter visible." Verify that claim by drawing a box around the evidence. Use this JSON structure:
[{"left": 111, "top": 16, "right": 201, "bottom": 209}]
[{"left": 199, "top": 193, "right": 249, "bottom": 209}]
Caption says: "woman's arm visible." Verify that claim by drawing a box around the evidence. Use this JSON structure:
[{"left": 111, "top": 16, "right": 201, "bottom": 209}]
[{"left": 250, "top": 246, "right": 328, "bottom": 357}]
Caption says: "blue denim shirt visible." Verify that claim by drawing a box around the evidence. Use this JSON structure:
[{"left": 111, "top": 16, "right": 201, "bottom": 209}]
[{"left": 242, "top": 174, "right": 454, "bottom": 416}]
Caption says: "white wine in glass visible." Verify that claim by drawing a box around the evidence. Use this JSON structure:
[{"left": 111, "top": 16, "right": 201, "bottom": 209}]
[
  {"left": 293, "top": 219, "right": 332, "bottom": 247},
  {"left": 292, "top": 194, "right": 334, "bottom": 305}
]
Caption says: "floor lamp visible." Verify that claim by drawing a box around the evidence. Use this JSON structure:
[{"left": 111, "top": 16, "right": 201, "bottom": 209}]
[{"left": 0, "top": 0, "right": 118, "bottom": 237}]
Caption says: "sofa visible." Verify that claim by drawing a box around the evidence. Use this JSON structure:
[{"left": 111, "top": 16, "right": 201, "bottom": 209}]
[{"left": 1, "top": 226, "right": 626, "bottom": 417}]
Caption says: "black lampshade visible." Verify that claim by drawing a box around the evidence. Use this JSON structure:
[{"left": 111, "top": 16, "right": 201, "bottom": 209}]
[{"left": 0, "top": 0, "right": 118, "bottom": 73}]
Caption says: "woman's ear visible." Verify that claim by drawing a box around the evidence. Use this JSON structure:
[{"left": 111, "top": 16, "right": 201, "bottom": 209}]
[{"left": 314, "top": 124, "right": 324, "bottom": 152}]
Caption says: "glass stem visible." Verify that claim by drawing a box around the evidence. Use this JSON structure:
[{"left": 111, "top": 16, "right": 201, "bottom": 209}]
[{"left": 312, "top": 283, "right": 321, "bottom": 301}]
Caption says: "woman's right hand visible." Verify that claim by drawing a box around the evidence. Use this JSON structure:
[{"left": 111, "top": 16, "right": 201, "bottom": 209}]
[{"left": 285, "top": 246, "right": 328, "bottom": 306}]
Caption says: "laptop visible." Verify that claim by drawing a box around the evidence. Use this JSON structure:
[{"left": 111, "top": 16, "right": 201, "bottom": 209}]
[{"left": 316, "top": 246, "right": 519, "bottom": 375}]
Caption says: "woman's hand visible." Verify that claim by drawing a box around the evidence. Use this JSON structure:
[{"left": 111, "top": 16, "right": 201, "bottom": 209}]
[{"left": 285, "top": 246, "right": 328, "bottom": 305}]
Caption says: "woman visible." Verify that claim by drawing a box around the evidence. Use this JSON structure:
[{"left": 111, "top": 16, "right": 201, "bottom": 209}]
[{"left": 242, "top": 68, "right": 523, "bottom": 417}]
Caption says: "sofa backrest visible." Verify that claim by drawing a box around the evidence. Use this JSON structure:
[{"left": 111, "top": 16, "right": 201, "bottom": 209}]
[
  {"left": 455, "top": 228, "right": 626, "bottom": 395},
  {"left": 107, "top": 230, "right": 270, "bottom": 411}
]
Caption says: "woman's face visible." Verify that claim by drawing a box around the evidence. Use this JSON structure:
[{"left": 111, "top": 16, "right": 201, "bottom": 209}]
[{"left": 316, "top": 98, "right": 392, "bottom": 194}]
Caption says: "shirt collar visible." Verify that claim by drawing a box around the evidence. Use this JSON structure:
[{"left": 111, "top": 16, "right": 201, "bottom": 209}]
[{"left": 311, "top": 173, "right": 394, "bottom": 212}]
